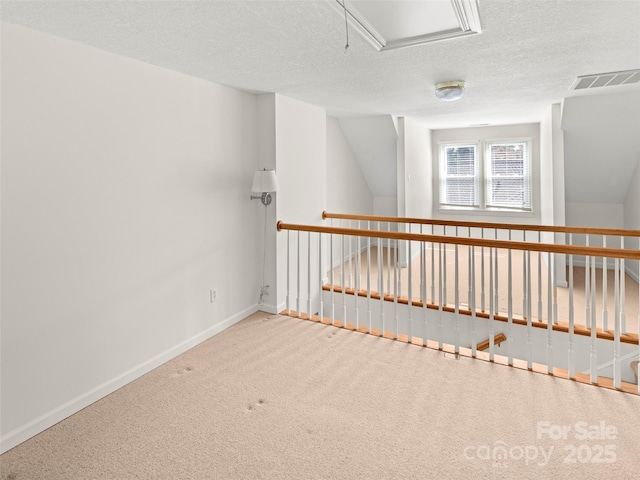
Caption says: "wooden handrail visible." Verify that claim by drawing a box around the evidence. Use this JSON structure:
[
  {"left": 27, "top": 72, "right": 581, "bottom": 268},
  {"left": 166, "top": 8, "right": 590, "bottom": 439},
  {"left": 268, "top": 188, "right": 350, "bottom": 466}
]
[
  {"left": 322, "top": 211, "right": 640, "bottom": 238},
  {"left": 320, "top": 284, "right": 639, "bottom": 345},
  {"left": 277, "top": 221, "right": 640, "bottom": 260},
  {"left": 476, "top": 333, "right": 507, "bottom": 352}
]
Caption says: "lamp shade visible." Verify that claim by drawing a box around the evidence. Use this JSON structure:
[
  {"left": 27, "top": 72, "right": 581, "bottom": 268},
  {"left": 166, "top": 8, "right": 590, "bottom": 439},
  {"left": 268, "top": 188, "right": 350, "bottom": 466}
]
[{"left": 251, "top": 169, "right": 279, "bottom": 194}]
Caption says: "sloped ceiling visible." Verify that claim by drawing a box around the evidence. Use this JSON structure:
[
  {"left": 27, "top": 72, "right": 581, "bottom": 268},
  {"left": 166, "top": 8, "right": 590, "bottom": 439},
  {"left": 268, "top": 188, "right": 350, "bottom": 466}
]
[
  {"left": 562, "top": 90, "right": 640, "bottom": 203},
  {"left": 338, "top": 116, "right": 398, "bottom": 197}
]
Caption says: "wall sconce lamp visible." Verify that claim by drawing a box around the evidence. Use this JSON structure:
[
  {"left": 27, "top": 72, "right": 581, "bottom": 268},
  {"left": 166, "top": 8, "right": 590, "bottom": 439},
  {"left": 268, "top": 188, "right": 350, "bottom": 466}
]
[
  {"left": 251, "top": 168, "right": 279, "bottom": 306},
  {"left": 250, "top": 169, "right": 279, "bottom": 206}
]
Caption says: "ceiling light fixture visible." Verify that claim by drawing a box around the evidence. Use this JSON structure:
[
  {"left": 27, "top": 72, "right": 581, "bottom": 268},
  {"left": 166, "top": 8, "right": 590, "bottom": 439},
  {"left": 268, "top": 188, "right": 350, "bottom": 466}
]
[{"left": 435, "top": 81, "right": 465, "bottom": 101}]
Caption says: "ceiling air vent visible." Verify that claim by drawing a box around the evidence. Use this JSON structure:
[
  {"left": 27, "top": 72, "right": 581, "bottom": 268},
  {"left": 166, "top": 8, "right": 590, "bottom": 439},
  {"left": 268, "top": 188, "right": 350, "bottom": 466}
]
[{"left": 570, "top": 69, "right": 640, "bottom": 90}]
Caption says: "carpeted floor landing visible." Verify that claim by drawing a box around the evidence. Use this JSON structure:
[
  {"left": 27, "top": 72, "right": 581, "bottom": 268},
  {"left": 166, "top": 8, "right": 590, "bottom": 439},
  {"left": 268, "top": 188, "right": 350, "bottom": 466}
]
[{"left": 2, "top": 311, "right": 639, "bottom": 479}]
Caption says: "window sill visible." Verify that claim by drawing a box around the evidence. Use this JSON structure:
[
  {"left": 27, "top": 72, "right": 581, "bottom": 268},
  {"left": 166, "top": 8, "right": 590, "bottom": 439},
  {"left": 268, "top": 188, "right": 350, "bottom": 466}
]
[{"left": 438, "top": 206, "right": 535, "bottom": 218}]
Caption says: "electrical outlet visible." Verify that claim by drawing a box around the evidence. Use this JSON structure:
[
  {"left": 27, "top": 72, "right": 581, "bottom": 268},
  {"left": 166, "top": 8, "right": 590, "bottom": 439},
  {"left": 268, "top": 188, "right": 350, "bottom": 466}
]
[{"left": 210, "top": 288, "right": 218, "bottom": 303}]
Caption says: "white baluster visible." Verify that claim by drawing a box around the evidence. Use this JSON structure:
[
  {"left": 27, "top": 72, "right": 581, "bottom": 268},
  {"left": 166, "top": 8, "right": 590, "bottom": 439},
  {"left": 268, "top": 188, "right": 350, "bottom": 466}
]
[
  {"left": 507, "top": 246, "right": 513, "bottom": 366},
  {"left": 408, "top": 238, "right": 413, "bottom": 343},
  {"left": 286, "top": 231, "right": 291, "bottom": 315},
  {"left": 366, "top": 222, "right": 372, "bottom": 333},
  {"left": 387, "top": 223, "right": 391, "bottom": 295},
  {"left": 553, "top": 257, "right": 559, "bottom": 326},
  {"left": 341, "top": 234, "right": 346, "bottom": 327},
  {"left": 420, "top": 225, "right": 425, "bottom": 307},
  {"left": 354, "top": 230, "right": 360, "bottom": 331},
  {"left": 584, "top": 235, "right": 591, "bottom": 328},
  {"left": 614, "top": 258, "right": 621, "bottom": 389},
  {"left": 589, "top": 253, "right": 598, "bottom": 384},
  {"left": 398, "top": 238, "right": 402, "bottom": 304},
  {"left": 318, "top": 233, "right": 323, "bottom": 323},
  {"left": 423, "top": 238, "right": 428, "bottom": 347},
  {"left": 538, "top": 232, "right": 543, "bottom": 321},
  {"left": 438, "top": 242, "right": 444, "bottom": 350},
  {"left": 494, "top": 228, "right": 499, "bottom": 320},
  {"left": 621, "top": 237, "right": 627, "bottom": 334},
  {"left": 603, "top": 237, "right": 609, "bottom": 332},
  {"left": 431, "top": 225, "right": 435, "bottom": 304},
  {"left": 330, "top": 233, "right": 335, "bottom": 325},
  {"left": 378, "top": 228, "right": 384, "bottom": 337},
  {"left": 527, "top": 251, "right": 533, "bottom": 370},
  {"left": 470, "top": 245, "right": 477, "bottom": 358},
  {"left": 585, "top": 235, "right": 591, "bottom": 330},
  {"left": 454, "top": 242, "right": 460, "bottom": 354},
  {"left": 489, "top": 247, "right": 495, "bottom": 362},
  {"left": 296, "top": 231, "right": 301, "bottom": 317},
  {"left": 481, "top": 242, "right": 486, "bottom": 312},
  {"left": 547, "top": 250, "right": 553, "bottom": 374},
  {"left": 307, "top": 232, "right": 312, "bottom": 319},
  {"left": 568, "top": 234, "right": 575, "bottom": 380},
  {"left": 522, "top": 232, "right": 528, "bottom": 320},
  {"left": 393, "top": 240, "right": 399, "bottom": 339},
  {"left": 443, "top": 227, "right": 448, "bottom": 306},
  {"left": 591, "top": 254, "right": 597, "bottom": 335},
  {"left": 504, "top": 231, "right": 512, "bottom": 365}
]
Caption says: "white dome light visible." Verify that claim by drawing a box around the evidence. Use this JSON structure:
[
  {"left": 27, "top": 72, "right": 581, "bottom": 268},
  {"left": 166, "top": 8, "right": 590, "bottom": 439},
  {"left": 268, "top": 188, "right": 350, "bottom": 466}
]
[{"left": 435, "top": 81, "right": 465, "bottom": 101}]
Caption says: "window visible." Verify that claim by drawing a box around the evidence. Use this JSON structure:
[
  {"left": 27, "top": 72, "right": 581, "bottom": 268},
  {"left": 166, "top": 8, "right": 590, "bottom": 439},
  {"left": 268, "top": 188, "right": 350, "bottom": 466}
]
[
  {"left": 485, "top": 140, "right": 531, "bottom": 211},
  {"left": 440, "top": 143, "right": 479, "bottom": 208},
  {"left": 439, "top": 138, "right": 532, "bottom": 212}
]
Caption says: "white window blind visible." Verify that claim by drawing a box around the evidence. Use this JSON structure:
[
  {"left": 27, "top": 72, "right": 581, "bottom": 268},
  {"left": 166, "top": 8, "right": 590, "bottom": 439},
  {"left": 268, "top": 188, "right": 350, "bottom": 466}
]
[
  {"left": 440, "top": 144, "right": 479, "bottom": 207},
  {"left": 485, "top": 140, "right": 531, "bottom": 211},
  {"left": 438, "top": 138, "right": 532, "bottom": 213}
]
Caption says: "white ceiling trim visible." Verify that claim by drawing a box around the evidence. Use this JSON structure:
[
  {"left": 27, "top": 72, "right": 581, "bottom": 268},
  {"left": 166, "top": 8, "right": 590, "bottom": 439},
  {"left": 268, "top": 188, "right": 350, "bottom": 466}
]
[{"left": 327, "top": 0, "right": 482, "bottom": 52}]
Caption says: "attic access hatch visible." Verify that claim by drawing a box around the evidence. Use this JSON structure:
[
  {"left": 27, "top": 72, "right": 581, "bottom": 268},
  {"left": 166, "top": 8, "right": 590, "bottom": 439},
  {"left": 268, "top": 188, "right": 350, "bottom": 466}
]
[{"left": 328, "top": 0, "right": 482, "bottom": 51}]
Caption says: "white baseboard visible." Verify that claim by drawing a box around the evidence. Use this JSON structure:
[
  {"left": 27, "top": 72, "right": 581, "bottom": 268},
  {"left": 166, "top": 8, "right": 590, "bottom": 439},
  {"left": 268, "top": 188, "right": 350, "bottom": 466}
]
[
  {"left": 0, "top": 304, "right": 258, "bottom": 454},
  {"left": 259, "top": 301, "right": 281, "bottom": 315}
]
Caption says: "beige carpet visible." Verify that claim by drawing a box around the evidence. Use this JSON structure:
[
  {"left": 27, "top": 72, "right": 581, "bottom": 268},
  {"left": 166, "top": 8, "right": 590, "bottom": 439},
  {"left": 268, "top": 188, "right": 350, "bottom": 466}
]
[{"left": 2, "top": 311, "right": 640, "bottom": 479}]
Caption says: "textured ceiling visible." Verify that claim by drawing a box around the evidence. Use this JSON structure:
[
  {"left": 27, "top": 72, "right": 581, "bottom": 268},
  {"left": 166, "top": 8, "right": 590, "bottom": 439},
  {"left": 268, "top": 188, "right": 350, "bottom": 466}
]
[{"left": 1, "top": 0, "right": 639, "bottom": 129}]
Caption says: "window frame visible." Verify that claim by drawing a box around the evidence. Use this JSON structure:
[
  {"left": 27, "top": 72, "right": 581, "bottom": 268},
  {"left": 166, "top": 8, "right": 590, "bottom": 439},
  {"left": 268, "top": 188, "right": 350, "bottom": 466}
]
[
  {"left": 438, "top": 137, "right": 533, "bottom": 214},
  {"left": 438, "top": 141, "right": 480, "bottom": 209}
]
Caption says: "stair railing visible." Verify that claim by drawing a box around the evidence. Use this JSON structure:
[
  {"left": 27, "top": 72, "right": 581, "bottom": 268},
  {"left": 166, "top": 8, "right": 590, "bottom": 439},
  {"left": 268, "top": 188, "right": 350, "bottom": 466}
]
[{"left": 277, "top": 218, "right": 640, "bottom": 394}]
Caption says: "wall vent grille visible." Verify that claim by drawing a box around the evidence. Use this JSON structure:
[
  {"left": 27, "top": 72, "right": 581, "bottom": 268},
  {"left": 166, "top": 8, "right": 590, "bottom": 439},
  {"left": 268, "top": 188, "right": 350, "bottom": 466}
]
[{"left": 571, "top": 69, "right": 640, "bottom": 90}]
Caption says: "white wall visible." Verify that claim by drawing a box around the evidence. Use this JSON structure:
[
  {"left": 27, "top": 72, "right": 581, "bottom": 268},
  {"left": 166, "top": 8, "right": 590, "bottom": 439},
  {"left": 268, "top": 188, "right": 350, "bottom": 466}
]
[
  {"left": 1, "top": 23, "right": 261, "bottom": 452},
  {"left": 396, "top": 117, "right": 406, "bottom": 219},
  {"left": 565, "top": 203, "right": 625, "bottom": 268},
  {"left": 431, "top": 123, "right": 541, "bottom": 225},
  {"left": 255, "top": 94, "right": 278, "bottom": 312},
  {"left": 395, "top": 117, "right": 432, "bottom": 265},
  {"left": 403, "top": 117, "right": 432, "bottom": 220},
  {"left": 551, "top": 104, "right": 566, "bottom": 231},
  {"left": 337, "top": 116, "right": 397, "bottom": 198},
  {"left": 274, "top": 94, "right": 327, "bottom": 314},
  {"left": 562, "top": 91, "right": 640, "bottom": 204},
  {"left": 373, "top": 197, "right": 397, "bottom": 216},
  {"left": 565, "top": 203, "right": 625, "bottom": 232},
  {"left": 540, "top": 104, "right": 567, "bottom": 285},
  {"left": 326, "top": 116, "right": 373, "bottom": 215},
  {"left": 623, "top": 159, "right": 640, "bottom": 281},
  {"left": 540, "top": 108, "right": 555, "bottom": 227}
]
